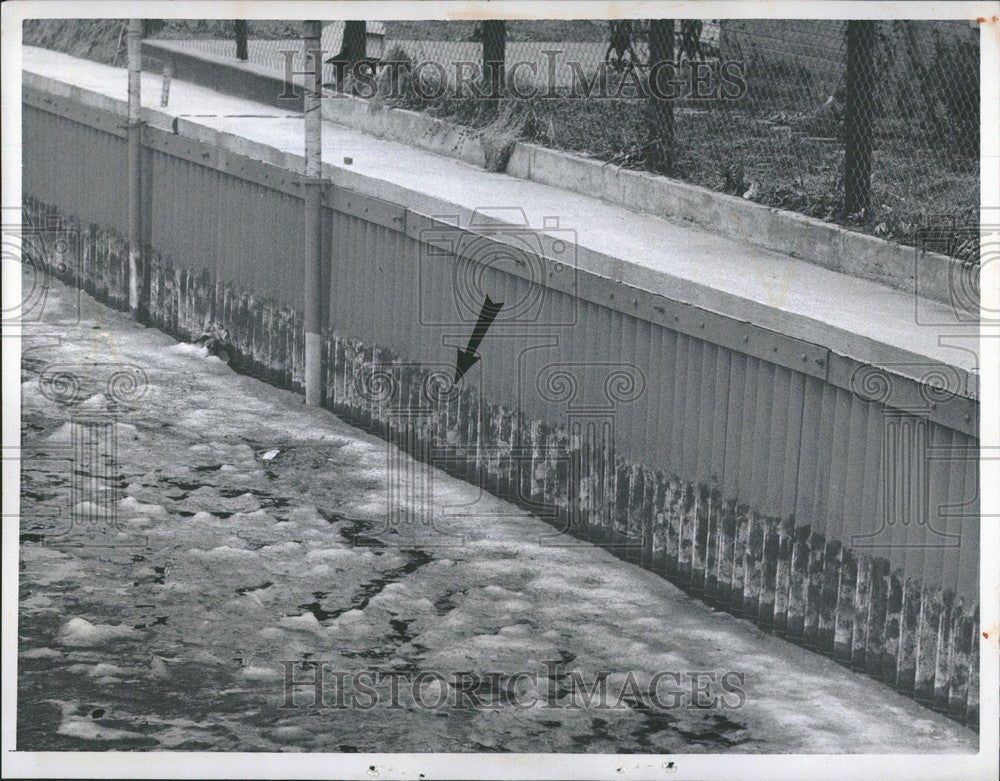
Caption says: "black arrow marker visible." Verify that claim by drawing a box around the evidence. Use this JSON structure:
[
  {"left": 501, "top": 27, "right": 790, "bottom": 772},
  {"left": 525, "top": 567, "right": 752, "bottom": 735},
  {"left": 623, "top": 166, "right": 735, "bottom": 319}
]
[{"left": 454, "top": 295, "right": 504, "bottom": 383}]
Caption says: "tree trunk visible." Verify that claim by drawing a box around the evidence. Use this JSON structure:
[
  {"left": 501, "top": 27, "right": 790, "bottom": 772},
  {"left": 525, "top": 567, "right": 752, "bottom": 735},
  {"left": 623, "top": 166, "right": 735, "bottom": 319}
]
[{"left": 646, "top": 20, "right": 675, "bottom": 174}]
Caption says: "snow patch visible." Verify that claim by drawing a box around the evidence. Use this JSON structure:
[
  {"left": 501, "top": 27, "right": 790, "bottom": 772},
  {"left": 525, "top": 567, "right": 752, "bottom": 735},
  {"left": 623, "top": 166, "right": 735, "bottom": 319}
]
[
  {"left": 242, "top": 665, "right": 281, "bottom": 680},
  {"left": 58, "top": 717, "right": 150, "bottom": 742},
  {"left": 119, "top": 496, "right": 167, "bottom": 518},
  {"left": 280, "top": 613, "right": 325, "bottom": 633},
  {"left": 188, "top": 545, "right": 262, "bottom": 563},
  {"left": 58, "top": 617, "right": 137, "bottom": 646},
  {"left": 168, "top": 342, "right": 222, "bottom": 362},
  {"left": 21, "top": 647, "right": 62, "bottom": 659}
]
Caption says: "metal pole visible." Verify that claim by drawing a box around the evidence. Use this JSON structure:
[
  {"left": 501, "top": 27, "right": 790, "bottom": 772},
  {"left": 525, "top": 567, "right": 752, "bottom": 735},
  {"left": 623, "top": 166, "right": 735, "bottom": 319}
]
[
  {"left": 235, "top": 20, "right": 249, "bottom": 61},
  {"left": 844, "top": 20, "right": 876, "bottom": 217},
  {"left": 160, "top": 62, "right": 172, "bottom": 107},
  {"left": 303, "top": 20, "right": 323, "bottom": 406},
  {"left": 126, "top": 19, "right": 143, "bottom": 317}
]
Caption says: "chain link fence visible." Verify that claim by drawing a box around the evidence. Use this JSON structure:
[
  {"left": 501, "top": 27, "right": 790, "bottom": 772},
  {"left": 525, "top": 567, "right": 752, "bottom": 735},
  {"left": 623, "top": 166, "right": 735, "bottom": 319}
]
[
  {"left": 23, "top": 18, "right": 980, "bottom": 255},
  {"left": 363, "top": 19, "right": 978, "bottom": 254}
]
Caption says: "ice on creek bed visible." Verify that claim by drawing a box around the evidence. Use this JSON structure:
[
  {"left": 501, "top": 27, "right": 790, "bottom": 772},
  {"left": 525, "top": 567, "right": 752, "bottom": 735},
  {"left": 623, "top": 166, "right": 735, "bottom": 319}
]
[
  {"left": 65, "top": 662, "right": 138, "bottom": 679},
  {"left": 118, "top": 496, "right": 167, "bottom": 518},
  {"left": 187, "top": 545, "right": 264, "bottom": 564},
  {"left": 20, "top": 548, "right": 83, "bottom": 586},
  {"left": 368, "top": 583, "right": 435, "bottom": 614},
  {"left": 241, "top": 665, "right": 281, "bottom": 680},
  {"left": 167, "top": 342, "right": 224, "bottom": 362},
  {"left": 58, "top": 716, "right": 150, "bottom": 742},
  {"left": 278, "top": 613, "right": 326, "bottom": 634},
  {"left": 21, "top": 647, "right": 62, "bottom": 659},
  {"left": 20, "top": 593, "right": 57, "bottom": 613},
  {"left": 43, "top": 422, "right": 74, "bottom": 443}
]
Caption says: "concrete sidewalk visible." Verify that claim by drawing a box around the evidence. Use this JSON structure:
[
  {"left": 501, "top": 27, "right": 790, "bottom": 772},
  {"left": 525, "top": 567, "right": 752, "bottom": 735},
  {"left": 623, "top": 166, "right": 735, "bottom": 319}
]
[{"left": 20, "top": 46, "right": 978, "bottom": 386}]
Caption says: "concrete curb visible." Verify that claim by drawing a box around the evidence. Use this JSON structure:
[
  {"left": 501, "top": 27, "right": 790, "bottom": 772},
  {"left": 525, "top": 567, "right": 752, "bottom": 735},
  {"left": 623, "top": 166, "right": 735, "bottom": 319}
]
[
  {"left": 506, "top": 142, "right": 965, "bottom": 305},
  {"left": 141, "top": 39, "right": 303, "bottom": 113},
  {"left": 142, "top": 40, "right": 487, "bottom": 167},
  {"left": 139, "top": 39, "right": 966, "bottom": 306},
  {"left": 324, "top": 95, "right": 486, "bottom": 168}
]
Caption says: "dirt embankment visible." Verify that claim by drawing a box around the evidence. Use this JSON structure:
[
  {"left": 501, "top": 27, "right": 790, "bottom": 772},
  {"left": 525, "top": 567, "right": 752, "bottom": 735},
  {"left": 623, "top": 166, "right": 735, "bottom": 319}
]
[{"left": 21, "top": 19, "right": 304, "bottom": 66}]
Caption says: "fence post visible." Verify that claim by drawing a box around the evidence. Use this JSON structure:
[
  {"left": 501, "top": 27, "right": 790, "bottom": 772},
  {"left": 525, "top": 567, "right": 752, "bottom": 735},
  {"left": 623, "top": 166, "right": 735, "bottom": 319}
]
[
  {"left": 344, "top": 21, "right": 367, "bottom": 60},
  {"left": 844, "top": 20, "right": 877, "bottom": 217},
  {"left": 329, "top": 21, "right": 367, "bottom": 92},
  {"left": 303, "top": 20, "right": 324, "bottom": 406},
  {"left": 126, "top": 18, "right": 143, "bottom": 318},
  {"left": 234, "top": 20, "right": 248, "bottom": 61},
  {"left": 482, "top": 21, "right": 506, "bottom": 102},
  {"left": 160, "top": 63, "right": 172, "bottom": 106},
  {"left": 646, "top": 19, "right": 675, "bottom": 174}
]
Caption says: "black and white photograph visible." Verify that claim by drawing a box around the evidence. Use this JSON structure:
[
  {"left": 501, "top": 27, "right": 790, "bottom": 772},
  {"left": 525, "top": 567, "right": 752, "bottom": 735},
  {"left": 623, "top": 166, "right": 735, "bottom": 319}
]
[{"left": 2, "top": 1, "right": 998, "bottom": 778}]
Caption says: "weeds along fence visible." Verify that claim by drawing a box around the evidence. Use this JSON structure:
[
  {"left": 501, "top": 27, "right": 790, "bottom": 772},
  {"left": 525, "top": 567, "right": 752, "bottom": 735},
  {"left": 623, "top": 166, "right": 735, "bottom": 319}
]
[
  {"left": 22, "top": 68, "right": 981, "bottom": 727},
  {"left": 133, "top": 18, "right": 981, "bottom": 254}
]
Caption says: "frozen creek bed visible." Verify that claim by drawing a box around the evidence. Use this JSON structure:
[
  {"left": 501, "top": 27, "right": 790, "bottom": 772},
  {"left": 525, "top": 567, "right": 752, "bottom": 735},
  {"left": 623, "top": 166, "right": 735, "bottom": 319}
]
[{"left": 16, "top": 278, "right": 978, "bottom": 752}]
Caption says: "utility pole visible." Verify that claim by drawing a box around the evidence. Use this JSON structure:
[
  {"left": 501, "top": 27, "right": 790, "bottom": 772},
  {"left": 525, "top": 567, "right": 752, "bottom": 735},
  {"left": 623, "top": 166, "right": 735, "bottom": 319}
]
[
  {"left": 303, "top": 20, "right": 324, "bottom": 406},
  {"left": 126, "top": 18, "right": 143, "bottom": 317}
]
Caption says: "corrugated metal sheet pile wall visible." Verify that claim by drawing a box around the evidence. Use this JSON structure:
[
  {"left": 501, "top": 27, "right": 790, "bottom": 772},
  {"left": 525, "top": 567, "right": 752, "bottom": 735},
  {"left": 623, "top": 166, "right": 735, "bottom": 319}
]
[{"left": 21, "top": 78, "right": 980, "bottom": 727}]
